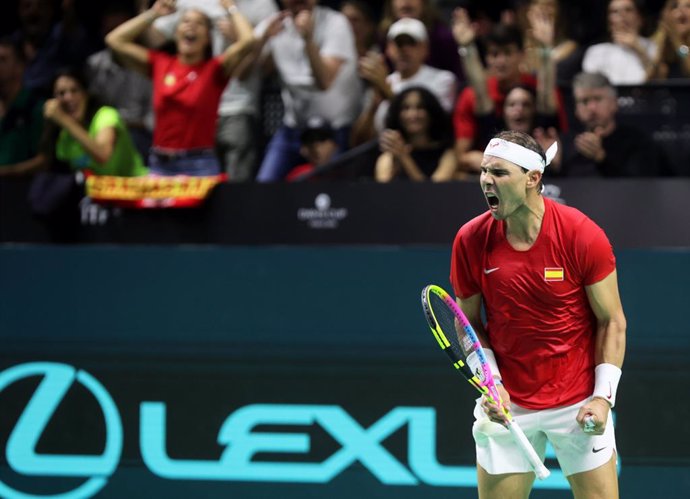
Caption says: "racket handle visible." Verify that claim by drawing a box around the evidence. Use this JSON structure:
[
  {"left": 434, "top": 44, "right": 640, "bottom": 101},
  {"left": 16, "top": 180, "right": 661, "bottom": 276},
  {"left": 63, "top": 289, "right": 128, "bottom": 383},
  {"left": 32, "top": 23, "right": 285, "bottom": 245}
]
[{"left": 507, "top": 420, "right": 551, "bottom": 480}]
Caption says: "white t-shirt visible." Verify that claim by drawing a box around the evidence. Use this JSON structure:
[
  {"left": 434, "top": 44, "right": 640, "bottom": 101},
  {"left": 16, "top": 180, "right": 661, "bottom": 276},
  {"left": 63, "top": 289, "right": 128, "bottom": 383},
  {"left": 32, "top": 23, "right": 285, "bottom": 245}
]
[
  {"left": 153, "top": 0, "right": 278, "bottom": 116},
  {"left": 375, "top": 64, "right": 457, "bottom": 131},
  {"left": 582, "top": 38, "right": 657, "bottom": 85},
  {"left": 255, "top": 6, "right": 362, "bottom": 128}
]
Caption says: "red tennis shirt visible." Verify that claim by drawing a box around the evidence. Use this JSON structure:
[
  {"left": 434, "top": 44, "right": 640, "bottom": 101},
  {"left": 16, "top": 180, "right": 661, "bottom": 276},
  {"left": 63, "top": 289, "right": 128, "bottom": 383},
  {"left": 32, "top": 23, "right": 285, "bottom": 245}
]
[
  {"left": 149, "top": 51, "right": 229, "bottom": 151},
  {"left": 450, "top": 197, "right": 616, "bottom": 409}
]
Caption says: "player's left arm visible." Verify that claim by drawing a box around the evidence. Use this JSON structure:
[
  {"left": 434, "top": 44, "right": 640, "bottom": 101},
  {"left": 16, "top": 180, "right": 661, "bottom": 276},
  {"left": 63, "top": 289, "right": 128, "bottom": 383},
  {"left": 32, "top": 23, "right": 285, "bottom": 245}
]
[
  {"left": 588, "top": 269, "right": 627, "bottom": 368},
  {"left": 576, "top": 269, "right": 627, "bottom": 433}
]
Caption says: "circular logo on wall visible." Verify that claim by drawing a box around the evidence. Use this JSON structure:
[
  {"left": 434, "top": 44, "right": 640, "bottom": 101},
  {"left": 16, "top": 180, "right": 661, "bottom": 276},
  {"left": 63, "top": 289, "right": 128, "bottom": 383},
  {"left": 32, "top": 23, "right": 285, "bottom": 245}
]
[
  {"left": 314, "top": 193, "right": 331, "bottom": 211},
  {"left": 297, "top": 193, "right": 349, "bottom": 229},
  {"left": 0, "top": 362, "right": 122, "bottom": 499}
]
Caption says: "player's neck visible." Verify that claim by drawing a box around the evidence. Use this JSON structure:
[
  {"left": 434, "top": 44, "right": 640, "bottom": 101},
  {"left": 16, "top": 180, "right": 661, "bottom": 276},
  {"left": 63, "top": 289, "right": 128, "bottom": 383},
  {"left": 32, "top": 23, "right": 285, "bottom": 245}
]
[{"left": 504, "top": 195, "right": 545, "bottom": 250}]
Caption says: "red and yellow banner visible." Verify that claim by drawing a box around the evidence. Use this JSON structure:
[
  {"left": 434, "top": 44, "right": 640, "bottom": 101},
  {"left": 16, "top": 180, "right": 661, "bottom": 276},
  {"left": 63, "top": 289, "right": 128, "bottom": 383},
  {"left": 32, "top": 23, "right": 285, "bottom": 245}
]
[{"left": 86, "top": 174, "right": 226, "bottom": 208}]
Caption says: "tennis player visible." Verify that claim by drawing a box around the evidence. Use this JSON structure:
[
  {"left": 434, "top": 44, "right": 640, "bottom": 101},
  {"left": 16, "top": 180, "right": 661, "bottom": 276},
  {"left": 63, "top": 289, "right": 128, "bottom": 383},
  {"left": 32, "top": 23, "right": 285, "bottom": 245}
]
[{"left": 450, "top": 130, "right": 626, "bottom": 498}]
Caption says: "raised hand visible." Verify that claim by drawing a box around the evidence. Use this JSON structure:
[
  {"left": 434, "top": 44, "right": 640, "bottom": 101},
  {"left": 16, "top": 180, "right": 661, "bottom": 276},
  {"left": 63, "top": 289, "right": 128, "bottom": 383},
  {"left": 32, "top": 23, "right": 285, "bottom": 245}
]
[
  {"left": 610, "top": 18, "right": 639, "bottom": 50},
  {"left": 151, "top": 0, "right": 177, "bottom": 17},
  {"left": 261, "top": 11, "right": 289, "bottom": 41},
  {"left": 43, "top": 99, "right": 66, "bottom": 124},
  {"left": 217, "top": 0, "right": 239, "bottom": 43},
  {"left": 294, "top": 9, "right": 315, "bottom": 40},
  {"left": 358, "top": 51, "right": 387, "bottom": 87},
  {"left": 528, "top": 4, "right": 555, "bottom": 48},
  {"left": 219, "top": 0, "right": 237, "bottom": 11},
  {"left": 451, "top": 8, "right": 476, "bottom": 47}
]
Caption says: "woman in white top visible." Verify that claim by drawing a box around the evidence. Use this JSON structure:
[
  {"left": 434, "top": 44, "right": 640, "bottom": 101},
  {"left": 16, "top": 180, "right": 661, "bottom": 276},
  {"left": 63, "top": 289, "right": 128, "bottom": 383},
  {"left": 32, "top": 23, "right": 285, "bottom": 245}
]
[{"left": 582, "top": 0, "right": 657, "bottom": 84}]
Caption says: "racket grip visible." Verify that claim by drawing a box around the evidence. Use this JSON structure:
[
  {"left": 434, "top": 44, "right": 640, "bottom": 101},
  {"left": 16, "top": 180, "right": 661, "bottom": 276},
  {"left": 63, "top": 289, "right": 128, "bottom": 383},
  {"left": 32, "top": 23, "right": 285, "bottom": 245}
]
[{"left": 507, "top": 420, "right": 551, "bottom": 480}]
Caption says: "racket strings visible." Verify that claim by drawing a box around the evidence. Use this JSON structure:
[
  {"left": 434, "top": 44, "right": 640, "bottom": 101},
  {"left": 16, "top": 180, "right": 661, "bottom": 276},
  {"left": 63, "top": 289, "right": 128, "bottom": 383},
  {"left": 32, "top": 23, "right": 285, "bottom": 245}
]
[{"left": 429, "top": 292, "right": 473, "bottom": 360}]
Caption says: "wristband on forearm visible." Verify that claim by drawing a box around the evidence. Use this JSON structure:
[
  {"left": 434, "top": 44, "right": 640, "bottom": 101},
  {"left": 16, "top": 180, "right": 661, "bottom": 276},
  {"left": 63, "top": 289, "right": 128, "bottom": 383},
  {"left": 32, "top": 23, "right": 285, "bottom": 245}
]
[{"left": 592, "top": 363, "right": 622, "bottom": 408}]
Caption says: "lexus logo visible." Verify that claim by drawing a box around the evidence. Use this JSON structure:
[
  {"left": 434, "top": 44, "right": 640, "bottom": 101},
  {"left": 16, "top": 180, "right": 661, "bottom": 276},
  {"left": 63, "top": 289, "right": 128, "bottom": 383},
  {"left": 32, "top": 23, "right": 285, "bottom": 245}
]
[{"left": 0, "top": 362, "right": 122, "bottom": 499}]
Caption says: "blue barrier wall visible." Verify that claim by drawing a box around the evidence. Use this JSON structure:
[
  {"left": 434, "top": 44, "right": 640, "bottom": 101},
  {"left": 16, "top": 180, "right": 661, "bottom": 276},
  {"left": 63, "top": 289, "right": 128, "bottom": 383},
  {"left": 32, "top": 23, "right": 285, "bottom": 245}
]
[{"left": 1, "top": 246, "right": 689, "bottom": 498}]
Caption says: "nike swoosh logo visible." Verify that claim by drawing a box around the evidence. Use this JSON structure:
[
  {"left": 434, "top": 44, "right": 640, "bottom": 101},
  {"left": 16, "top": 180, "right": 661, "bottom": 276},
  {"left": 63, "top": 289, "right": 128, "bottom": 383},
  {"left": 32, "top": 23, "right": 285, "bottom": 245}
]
[
  {"left": 592, "top": 447, "right": 607, "bottom": 453},
  {"left": 484, "top": 267, "right": 500, "bottom": 274},
  {"left": 607, "top": 382, "right": 612, "bottom": 400}
]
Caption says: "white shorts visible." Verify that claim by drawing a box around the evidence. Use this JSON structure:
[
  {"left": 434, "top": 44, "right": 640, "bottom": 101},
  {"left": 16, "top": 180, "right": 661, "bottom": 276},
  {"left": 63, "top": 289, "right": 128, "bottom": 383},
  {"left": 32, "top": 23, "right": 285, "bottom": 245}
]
[{"left": 472, "top": 397, "right": 616, "bottom": 477}]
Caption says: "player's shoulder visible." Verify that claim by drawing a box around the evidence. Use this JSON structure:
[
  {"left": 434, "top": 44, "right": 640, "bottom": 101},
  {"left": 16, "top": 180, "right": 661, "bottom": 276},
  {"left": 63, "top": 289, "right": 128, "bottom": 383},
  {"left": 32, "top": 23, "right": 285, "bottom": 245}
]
[
  {"left": 547, "top": 198, "right": 607, "bottom": 240},
  {"left": 548, "top": 197, "right": 588, "bottom": 222},
  {"left": 455, "top": 210, "right": 494, "bottom": 243}
]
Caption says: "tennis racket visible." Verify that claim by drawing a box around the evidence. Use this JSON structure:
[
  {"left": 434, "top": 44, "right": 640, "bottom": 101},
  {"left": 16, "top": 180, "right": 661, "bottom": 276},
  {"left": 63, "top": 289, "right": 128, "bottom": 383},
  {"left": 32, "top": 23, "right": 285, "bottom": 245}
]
[{"left": 420, "top": 284, "right": 550, "bottom": 480}]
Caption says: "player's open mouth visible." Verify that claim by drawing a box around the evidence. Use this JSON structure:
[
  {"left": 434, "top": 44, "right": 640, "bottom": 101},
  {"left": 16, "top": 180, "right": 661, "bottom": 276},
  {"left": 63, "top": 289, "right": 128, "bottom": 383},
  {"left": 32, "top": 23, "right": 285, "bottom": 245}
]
[{"left": 485, "top": 193, "right": 499, "bottom": 211}]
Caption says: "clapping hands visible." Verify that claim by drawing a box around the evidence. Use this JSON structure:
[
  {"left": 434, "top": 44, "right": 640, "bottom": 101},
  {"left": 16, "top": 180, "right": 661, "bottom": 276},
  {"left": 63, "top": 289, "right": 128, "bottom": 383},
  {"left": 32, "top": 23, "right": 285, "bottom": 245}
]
[
  {"left": 379, "top": 129, "right": 412, "bottom": 159},
  {"left": 574, "top": 128, "right": 606, "bottom": 163}
]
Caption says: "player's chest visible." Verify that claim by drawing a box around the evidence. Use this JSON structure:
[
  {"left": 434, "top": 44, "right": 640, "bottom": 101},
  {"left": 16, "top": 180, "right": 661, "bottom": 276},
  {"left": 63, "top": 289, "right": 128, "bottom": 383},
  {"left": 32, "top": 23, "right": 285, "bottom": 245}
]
[{"left": 479, "top": 242, "right": 581, "bottom": 300}]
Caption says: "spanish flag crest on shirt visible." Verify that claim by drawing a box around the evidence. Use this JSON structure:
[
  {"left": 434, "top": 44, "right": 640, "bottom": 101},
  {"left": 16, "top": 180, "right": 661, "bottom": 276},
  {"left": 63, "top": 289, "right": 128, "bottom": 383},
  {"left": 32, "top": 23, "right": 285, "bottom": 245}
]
[{"left": 544, "top": 268, "right": 564, "bottom": 281}]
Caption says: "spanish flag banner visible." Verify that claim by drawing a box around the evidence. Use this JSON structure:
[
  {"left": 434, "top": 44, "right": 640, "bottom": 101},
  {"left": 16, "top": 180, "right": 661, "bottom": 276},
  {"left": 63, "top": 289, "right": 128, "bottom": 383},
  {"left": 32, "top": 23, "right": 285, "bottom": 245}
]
[
  {"left": 86, "top": 174, "right": 225, "bottom": 208},
  {"left": 544, "top": 268, "right": 564, "bottom": 282}
]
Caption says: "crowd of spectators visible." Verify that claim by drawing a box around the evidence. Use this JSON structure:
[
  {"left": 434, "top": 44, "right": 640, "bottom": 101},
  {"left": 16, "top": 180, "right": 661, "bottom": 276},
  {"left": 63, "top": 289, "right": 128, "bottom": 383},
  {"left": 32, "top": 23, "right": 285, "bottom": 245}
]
[{"left": 1, "top": 0, "right": 689, "bottom": 187}]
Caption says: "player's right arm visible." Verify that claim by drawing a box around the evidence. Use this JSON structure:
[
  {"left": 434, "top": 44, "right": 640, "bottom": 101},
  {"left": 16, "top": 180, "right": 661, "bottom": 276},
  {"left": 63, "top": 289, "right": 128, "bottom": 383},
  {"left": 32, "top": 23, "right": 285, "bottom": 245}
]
[
  {"left": 456, "top": 293, "right": 488, "bottom": 345},
  {"left": 457, "top": 294, "right": 511, "bottom": 423}
]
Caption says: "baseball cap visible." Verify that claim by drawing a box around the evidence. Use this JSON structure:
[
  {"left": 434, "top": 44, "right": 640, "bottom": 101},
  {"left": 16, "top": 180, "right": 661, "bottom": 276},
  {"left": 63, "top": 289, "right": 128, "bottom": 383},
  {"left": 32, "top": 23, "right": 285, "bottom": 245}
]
[
  {"left": 387, "top": 18, "right": 428, "bottom": 43},
  {"left": 300, "top": 117, "right": 335, "bottom": 144}
]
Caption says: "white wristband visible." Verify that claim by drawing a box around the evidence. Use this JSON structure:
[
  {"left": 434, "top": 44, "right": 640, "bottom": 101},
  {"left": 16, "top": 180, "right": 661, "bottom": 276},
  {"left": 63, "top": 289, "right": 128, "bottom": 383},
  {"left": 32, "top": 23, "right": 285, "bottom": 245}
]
[
  {"left": 484, "top": 348, "right": 502, "bottom": 381},
  {"left": 592, "top": 363, "right": 622, "bottom": 408}
]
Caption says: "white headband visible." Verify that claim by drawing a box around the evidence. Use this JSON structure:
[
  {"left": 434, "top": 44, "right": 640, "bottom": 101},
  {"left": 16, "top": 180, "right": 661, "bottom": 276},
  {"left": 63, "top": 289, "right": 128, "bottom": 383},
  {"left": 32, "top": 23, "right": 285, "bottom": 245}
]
[{"left": 483, "top": 138, "right": 558, "bottom": 173}]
